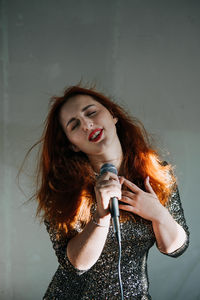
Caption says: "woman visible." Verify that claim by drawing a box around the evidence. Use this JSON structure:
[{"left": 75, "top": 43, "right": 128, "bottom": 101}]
[{"left": 34, "top": 85, "right": 189, "bottom": 299}]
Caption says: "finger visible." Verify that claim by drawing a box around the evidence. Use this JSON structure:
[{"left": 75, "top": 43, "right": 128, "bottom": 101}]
[
  {"left": 144, "top": 176, "right": 156, "bottom": 195},
  {"left": 119, "top": 204, "right": 139, "bottom": 214},
  {"left": 96, "top": 179, "right": 121, "bottom": 189},
  {"left": 122, "top": 178, "right": 141, "bottom": 193},
  {"left": 120, "top": 195, "right": 136, "bottom": 205},
  {"left": 119, "top": 176, "right": 125, "bottom": 185},
  {"left": 122, "top": 190, "right": 136, "bottom": 198},
  {"left": 97, "top": 171, "right": 119, "bottom": 182}
]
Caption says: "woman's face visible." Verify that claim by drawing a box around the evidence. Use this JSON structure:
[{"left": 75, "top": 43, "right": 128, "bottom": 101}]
[{"left": 59, "top": 95, "right": 118, "bottom": 156}]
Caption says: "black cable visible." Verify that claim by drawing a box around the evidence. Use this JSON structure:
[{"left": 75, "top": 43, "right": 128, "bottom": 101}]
[
  {"left": 117, "top": 232, "right": 124, "bottom": 300},
  {"left": 99, "top": 163, "right": 124, "bottom": 299}
]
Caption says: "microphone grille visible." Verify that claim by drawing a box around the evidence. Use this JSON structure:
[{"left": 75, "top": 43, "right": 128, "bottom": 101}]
[{"left": 100, "top": 163, "right": 118, "bottom": 176}]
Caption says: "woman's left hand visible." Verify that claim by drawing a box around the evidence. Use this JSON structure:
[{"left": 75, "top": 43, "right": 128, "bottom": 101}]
[{"left": 119, "top": 176, "right": 164, "bottom": 222}]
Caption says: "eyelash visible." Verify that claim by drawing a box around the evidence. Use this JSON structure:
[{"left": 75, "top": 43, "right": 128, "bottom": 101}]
[
  {"left": 71, "top": 111, "right": 96, "bottom": 130},
  {"left": 87, "top": 111, "right": 96, "bottom": 116},
  {"left": 72, "top": 122, "right": 79, "bottom": 130}
]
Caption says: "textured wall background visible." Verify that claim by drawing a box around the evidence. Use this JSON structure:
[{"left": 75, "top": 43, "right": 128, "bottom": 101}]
[{"left": 0, "top": 0, "right": 199, "bottom": 299}]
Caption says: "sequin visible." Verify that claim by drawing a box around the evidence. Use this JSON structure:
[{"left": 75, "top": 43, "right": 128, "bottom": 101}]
[{"left": 43, "top": 186, "right": 189, "bottom": 299}]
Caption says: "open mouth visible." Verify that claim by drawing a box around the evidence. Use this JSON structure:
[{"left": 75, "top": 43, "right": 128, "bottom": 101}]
[{"left": 89, "top": 129, "right": 103, "bottom": 142}]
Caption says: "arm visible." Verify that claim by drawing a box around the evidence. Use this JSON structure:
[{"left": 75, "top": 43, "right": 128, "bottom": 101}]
[
  {"left": 66, "top": 213, "right": 110, "bottom": 270},
  {"left": 44, "top": 213, "right": 110, "bottom": 275},
  {"left": 156, "top": 185, "right": 189, "bottom": 256},
  {"left": 119, "top": 176, "right": 189, "bottom": 256},
  {"left": 152, "top": 201, "right": 187, "bottom": 254},
  {"left": 67, "top": 171, "right": 122, "bottom": 270}
]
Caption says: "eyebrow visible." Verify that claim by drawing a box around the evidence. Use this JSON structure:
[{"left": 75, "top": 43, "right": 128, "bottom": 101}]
[{"left": 66, "top": 104, "right": 95, "bottom": 128}]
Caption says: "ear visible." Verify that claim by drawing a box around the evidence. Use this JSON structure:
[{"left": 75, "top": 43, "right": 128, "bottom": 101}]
[
  {"left": 70, "top": 144, "right": 80, "bottom": 152},
  {"left": 113, "top": 116, "right": 118, "bottom": 125}
]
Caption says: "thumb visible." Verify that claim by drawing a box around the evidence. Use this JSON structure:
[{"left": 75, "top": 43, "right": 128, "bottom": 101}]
[
  {"left": 144, "top": 176, "right": 155, "bottom": 195},
  {"left": 119, "top": 176, "right": 125, "bottom": 185}
]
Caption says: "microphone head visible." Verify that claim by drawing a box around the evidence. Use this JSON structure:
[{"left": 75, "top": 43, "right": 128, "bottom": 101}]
[{"left": 100, "top": 163, "right": 118, "bottom": 176}]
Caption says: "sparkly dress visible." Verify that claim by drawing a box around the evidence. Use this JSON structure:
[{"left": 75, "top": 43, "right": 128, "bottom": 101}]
[{"left": 43, "top": 186, "right": 189, "bottom": 300}]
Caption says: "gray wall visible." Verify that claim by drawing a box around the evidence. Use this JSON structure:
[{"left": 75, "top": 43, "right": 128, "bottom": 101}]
[{"left": 0, "top": 0, "right": 199, "bottom": 299}]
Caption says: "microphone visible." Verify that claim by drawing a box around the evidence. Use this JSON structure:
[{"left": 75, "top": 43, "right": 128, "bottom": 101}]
[{"left": 100, "top": 163, "right": 121, "bottom": 243}]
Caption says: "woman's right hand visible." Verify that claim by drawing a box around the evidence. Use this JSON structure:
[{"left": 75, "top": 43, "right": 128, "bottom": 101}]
[
  {"left": 67, "top": 172, "right": 123, "bottom": 270},
  {"left": 94, "top": 172, "right": 122, "bottom": 219}
]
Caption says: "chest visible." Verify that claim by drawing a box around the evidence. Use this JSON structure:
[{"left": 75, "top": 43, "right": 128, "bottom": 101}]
[{"left": 107, "top": 217, "right": 156, "bottom": 252}]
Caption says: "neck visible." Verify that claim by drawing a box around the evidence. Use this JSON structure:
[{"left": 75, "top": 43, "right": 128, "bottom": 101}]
[{"left": 88, "top": 140, "right": 123, "bottom": 174}]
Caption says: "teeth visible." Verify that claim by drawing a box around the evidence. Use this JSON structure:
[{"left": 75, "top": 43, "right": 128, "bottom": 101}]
[{"left": 91, "top": 130, "right": 101, "bottom": 140}]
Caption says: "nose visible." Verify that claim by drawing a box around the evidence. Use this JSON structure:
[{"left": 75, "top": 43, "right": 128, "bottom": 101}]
[{"left": 81, "top": 117, "right": 93, "bottom": 131}]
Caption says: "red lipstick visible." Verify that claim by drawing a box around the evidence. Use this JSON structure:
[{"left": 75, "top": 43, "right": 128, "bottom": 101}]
[{"left": 89, "top": 128, "right": 103, "bottom": 142}]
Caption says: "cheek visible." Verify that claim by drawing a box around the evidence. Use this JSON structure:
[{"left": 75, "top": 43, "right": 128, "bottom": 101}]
[
  {"left": 66, "top": 131, "right": 82, "bottom": 145},
  {"left": 106, "top": 115, "right": 117, "bottom": 128},
  {"left": 64, "top": 131, "right": 74, "bottom": 144},
  {"left": 97, "top": 111, "right": 111, "bottom": 125}
]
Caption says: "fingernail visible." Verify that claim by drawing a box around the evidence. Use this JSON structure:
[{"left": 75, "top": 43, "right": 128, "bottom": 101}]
[{"left": 118, "top": 176, "right": 124, "bottom": 183}]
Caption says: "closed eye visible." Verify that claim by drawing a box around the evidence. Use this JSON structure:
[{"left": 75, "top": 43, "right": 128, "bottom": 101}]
[
  {"left": 71, "top": 120, "right": 80, "bottom": 130},
  {"left": 71, "top": 111, "right": 97, "bottom": 130},
  {"left": 87, "top": 111, "right": 96, "bottom": 116}
]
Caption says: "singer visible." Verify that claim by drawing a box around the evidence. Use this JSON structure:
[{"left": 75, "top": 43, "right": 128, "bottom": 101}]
[{"left": 29, "top": 85, "right": 189, "bottom": 299}]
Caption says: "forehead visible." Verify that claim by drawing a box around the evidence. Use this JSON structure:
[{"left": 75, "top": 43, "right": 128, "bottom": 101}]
[{"left": 60, "top": 95, "right": 101, "bottom": 118}]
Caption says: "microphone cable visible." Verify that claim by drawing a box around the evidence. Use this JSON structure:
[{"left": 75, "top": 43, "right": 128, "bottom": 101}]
[
  {"left": 100, "top": 163, "right": 124, "bottom": 300},
  {"left": 117, "top": 231, "right": 123, "bottom": 300}
]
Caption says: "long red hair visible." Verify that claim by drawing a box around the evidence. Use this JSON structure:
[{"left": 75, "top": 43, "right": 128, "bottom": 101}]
[{"left": 33, "top": 85, "right": 175, "bottom": 233}]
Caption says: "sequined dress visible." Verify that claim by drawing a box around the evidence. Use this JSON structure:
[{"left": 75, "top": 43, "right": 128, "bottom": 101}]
[{"left": 43, "top": 186, "right": 189, "bottom": 300}]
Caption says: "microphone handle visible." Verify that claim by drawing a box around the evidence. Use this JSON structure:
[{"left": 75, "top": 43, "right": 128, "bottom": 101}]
[{"left": 110, "top": 197, "right": 121, "bottom": 243}]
